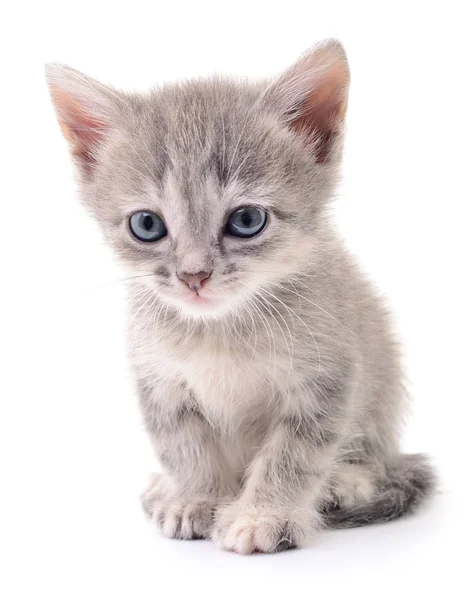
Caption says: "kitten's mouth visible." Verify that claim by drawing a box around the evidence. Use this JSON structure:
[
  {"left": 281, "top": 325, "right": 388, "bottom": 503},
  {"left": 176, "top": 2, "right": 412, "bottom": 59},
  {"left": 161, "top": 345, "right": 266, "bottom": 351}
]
[
  {"left": 184, "top": 289, "right": 214, "bottom": 306},
  {"left": 171, "top": 281, "right": 235, "bottom": 316},
  {"left": 168, "top": 282, "right": 242, "bottom": 317},
  {"left": 175, "top": 289, "right": 224, "bottom": 316},
  {"left": 189, "top": 292, "right": 210, "bottom": 303}
]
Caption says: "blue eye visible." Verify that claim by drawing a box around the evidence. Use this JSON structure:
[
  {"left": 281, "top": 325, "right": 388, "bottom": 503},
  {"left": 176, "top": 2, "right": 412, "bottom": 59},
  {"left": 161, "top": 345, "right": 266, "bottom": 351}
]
[
  {"left": 129, "top": 211, "right": 167, "bottom": 242},
  {"left": 226, "top": 206, "right": 267, "bottom": 238}
]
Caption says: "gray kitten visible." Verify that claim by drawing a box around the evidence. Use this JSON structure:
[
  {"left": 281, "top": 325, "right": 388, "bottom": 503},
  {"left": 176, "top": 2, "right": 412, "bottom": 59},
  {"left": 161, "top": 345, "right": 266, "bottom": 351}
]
[{"left": 46, "top": 39, "right": 435, "bottom": 554}]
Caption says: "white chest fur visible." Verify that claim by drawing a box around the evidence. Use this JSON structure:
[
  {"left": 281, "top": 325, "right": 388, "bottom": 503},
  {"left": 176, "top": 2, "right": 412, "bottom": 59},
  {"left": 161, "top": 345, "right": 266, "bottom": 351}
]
[
  {"left": 173, "top": 343, "right": 273, "bottom": 429},
  {"left": 135, "top": 326, "right": 293, "bottom": 431}
]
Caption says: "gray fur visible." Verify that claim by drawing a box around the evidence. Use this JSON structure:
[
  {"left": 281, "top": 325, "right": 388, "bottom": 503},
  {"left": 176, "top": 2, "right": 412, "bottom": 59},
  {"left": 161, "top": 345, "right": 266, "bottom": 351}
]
[
  {"left": 323, "top": 454, "right": 436, "bottom": 528},
  {"left": 46, "top": 39, "right": 436, "bottom": 554}
]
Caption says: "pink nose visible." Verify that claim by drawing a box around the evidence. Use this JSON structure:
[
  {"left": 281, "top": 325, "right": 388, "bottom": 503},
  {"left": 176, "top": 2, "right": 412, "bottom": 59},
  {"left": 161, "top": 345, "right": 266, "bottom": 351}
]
[{"left": 177, "top": 271, "right": 212, "bottom": 292}]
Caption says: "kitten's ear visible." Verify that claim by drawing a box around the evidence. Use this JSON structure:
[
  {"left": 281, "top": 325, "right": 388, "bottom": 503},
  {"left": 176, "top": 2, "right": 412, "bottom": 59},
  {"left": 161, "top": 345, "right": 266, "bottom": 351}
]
[
  {"left": 262, "top": 39, "right": 350, "bottom": 162},
  {"left": 45, "top": 64, "right": 122, "bottom": 172}
]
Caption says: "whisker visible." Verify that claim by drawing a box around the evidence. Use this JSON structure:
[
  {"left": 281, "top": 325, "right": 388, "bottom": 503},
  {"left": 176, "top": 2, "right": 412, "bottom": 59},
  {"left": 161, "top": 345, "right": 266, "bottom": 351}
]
[
  {"left": 256, "top": 284, "right": 322, "bottom": 380},
  {"left": 94, "top": 273, "right": 157, "bottom": 290},
  {"left": 250, "top": 286, "right": 295, "bottom": 379}
]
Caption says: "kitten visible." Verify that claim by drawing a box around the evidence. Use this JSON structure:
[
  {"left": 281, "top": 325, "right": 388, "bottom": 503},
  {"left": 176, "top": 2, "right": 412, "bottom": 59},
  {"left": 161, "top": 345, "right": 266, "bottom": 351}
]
[{"left": 46, "top": 39, "right": 435, "bottom": 554}]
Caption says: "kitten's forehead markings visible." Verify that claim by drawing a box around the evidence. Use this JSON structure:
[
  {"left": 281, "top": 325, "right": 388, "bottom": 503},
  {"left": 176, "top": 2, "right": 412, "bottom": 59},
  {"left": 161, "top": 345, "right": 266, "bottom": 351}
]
[{"left": 161, "top": 170, "right": 220, "bottom": 232}]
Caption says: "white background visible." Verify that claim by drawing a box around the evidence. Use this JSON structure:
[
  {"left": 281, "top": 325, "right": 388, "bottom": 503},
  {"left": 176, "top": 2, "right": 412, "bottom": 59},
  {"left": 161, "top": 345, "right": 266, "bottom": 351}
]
[{"left": 1, "top": 1, "right": 474, "bottom": 598}]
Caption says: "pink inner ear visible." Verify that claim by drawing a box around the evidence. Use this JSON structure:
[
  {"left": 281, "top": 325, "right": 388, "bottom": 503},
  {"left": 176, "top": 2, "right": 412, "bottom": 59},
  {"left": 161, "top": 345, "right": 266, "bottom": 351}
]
[
  {"left": 289, "top": 58, "right": 349, "bottom": 162},
  {"left": 51, "top": 87, "right": 108, "bottom": 165}
]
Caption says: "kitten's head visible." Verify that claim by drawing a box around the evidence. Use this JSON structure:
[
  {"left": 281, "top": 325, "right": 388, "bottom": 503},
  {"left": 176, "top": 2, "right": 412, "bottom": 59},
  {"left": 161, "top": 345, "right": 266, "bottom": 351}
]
[{"left": 46, "top": 40, "right": 349, "bottom": 319}]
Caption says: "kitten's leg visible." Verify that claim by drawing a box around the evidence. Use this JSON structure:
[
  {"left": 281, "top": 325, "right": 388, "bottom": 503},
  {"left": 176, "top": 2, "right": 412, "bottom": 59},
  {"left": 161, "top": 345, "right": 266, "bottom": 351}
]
[
  {"left": 213, "top": 381, "right": 350, "bottom": 553},
  {"left": 138, "top": 380, "right": 238, "bottom": 540}
]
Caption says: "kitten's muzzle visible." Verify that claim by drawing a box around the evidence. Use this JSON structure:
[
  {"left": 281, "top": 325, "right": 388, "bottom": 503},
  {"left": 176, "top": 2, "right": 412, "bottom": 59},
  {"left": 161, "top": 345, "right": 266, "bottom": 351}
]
[{"left": 177, "top": 270, "right": 212, "bottom": 293}]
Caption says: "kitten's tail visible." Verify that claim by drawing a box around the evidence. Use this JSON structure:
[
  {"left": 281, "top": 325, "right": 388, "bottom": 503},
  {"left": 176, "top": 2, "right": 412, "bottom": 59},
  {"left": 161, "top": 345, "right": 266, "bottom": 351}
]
[{"left": 323, "top": 453, "right": 437, "bottom": 529}]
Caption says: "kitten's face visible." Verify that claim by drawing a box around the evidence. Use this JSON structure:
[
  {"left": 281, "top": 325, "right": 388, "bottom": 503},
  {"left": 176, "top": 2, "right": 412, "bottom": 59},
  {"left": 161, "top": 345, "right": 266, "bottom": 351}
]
[
  {"left": 47, "top": 41, "right": 349, "bottom": 319},
  {"left": 94, "top": 92, "right": 323, "bottom": 318}
]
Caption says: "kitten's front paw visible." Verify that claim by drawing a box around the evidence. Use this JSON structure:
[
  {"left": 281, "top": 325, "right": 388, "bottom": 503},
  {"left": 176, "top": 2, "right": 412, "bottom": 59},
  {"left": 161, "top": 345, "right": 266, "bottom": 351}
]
[
  {"left": 141, "top": 473, "right": 218, "bottom": 539},
  {"left": 213, "top": 502, "right": 312, "bottom": 554},
  {"left": 154, "top": 496, "right": 217, "bottom": 540}
]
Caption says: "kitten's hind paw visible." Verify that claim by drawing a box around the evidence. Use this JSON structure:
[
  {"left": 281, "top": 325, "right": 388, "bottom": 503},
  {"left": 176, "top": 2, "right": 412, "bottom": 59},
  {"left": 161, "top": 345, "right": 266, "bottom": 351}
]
[{"left": 141, "top": 472, "right": 171, "bottom": 517}]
